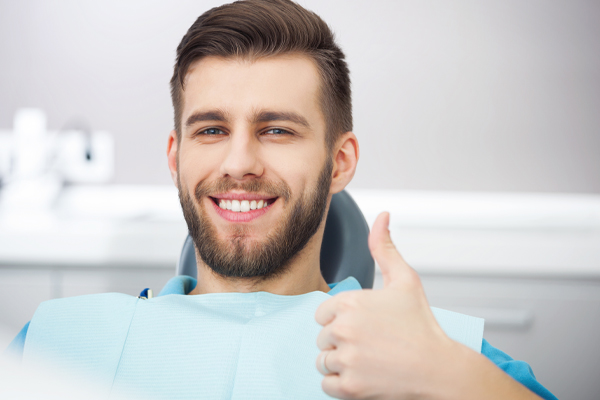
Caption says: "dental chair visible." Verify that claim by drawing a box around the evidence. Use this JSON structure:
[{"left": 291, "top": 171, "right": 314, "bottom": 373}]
[{"left": 176, "top": 190, "right": 375, "bottom": 289}]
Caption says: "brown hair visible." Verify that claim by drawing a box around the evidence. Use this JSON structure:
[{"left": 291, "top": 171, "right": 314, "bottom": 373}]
[{"left": 170, "top": 0, "right": 352, "bottom": 150}]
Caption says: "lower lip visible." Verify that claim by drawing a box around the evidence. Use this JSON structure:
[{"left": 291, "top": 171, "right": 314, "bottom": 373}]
[{"left": 210, "top": 199, "right": 275, "bottom": 222}]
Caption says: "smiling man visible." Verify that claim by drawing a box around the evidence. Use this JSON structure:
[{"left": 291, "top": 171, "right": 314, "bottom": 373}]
[
  {"left": 169, "top": 54, "right": 349, "bottom": 295},
  {"left": 7, "top": 1, "right": 558, "bottom": 399}
]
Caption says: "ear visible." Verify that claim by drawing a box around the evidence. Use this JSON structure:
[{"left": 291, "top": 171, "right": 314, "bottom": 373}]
[
  {"left": 167, "top": 130, "right": 179, "bottom": 186},
  {"left": 329, "top": 131, "right": 359, "bottom": 194}
]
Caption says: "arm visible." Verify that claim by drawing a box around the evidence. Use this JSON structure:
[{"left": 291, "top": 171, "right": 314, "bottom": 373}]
[
  {"left": 482, "top": 340, "right": 558, "bottom": 400},
  {"left": 315, "top": 213, "right": 552, "bottom": 400}
]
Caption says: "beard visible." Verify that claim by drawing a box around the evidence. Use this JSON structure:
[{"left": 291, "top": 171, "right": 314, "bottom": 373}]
[{"left": 178, "top": 156, "right": 333, "bottom": 280}]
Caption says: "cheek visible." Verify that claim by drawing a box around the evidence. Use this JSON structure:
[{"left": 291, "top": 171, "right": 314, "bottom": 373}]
[
  {"left": 264, "top": 140, "right": 326, "bottom": 171},
  {"left": 178, "top": 143, "right": 222, "bottom": 185},
  {"left": 263, "top": 146, "right": 325, "bottom": 196}
]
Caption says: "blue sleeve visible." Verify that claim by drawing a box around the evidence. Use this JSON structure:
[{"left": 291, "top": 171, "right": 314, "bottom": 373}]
[
  {"left": 3, "top": 321, "right": 29, "bottom": 361},
  {"left": 482, "top": 339, "right": 558, "bottom": 400}
]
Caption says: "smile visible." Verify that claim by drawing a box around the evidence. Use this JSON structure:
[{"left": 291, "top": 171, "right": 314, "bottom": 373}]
[
  {"left": 217, "top": 198, "right": 270, "bottom": 212},
  {"left": 209, "top": 193, "right": 279, "bottom": 222}
]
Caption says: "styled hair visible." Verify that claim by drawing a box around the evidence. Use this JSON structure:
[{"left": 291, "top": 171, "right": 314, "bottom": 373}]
[{"left": 170, "top": 0, "right": 352, "bottom": 150}]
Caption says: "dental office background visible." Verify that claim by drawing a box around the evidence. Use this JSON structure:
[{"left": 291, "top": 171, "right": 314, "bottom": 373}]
[{"left": 1, "top": 0, "right": 599, "bottom": 398}]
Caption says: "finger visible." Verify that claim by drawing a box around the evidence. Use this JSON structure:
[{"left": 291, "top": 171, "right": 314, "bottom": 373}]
[
  {"left": 321, "top": 374, "right": 347, "bottom": 399},
  {"left": 368, "top": 212, "right": 411, "bottom": 288},
  {"left": 316, "top": 350, "right": 336, "bottom": 375},
  {"left": 320, "top": 348, "right": 345, "bottom": 374},
  {"left": 316, "top": 322, "right": 339, "bottom": 351},
  {"left": 315, "top": 295, "right": 341, "bottom": 326}
]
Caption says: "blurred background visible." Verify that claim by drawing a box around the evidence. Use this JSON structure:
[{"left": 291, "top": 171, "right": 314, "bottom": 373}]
[{"left": 0, "top": 1, "right": 599, "bottom": 399}]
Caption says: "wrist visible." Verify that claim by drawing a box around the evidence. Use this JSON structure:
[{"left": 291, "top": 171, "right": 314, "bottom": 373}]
[{"left": 425, "top": 339, "right": 478, "bottom": 400}]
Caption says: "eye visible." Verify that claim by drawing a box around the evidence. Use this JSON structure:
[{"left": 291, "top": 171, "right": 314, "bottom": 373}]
[
  {"left": 264, "top": 128, "right": 291, "bottom": 135},
  {"left": 198, "top": 127, "right": 225, "bottom": 135}
]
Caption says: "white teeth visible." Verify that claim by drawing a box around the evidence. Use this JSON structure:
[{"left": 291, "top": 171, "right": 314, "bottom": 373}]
[
  {"left": 218, "top": 198, "right": 272, "bottom": 212},
  {"left": 241, "top": 200, "right": 250, "bottom": 212}
]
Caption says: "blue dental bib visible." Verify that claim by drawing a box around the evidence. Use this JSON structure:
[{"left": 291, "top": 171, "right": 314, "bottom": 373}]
[{"left": 22, "top": 285, "right": 483, "bottom": 399}]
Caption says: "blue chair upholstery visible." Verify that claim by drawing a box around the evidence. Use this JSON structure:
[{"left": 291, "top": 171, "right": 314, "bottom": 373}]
[{"left": 176, "top": 190, "right": 375, "bottom": 289}]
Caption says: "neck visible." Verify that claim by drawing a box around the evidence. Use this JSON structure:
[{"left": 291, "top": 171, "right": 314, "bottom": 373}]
[{"left": 189, "top": 232, "right": 330, "bottom": 296}]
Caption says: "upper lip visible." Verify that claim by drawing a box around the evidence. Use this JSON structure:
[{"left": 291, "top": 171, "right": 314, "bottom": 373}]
[{"left": 210, "top": 192, "right": 277, "bottom": 201}]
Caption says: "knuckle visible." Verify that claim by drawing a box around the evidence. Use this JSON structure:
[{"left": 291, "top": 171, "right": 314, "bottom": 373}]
[
  {"left": 315, "top": 304, "right": 326, "bottom": 321},
  {"left": 315, "top": 300, "right": 335, "bottom": 324},
  {"left": 338, "top": 292, "right": 360, "bottom": 312},
  {"left": 331, "top": 322, "right": 354, "bottom": 342},
  {"left": 338, "top": 348, "right": 360, "bottom": 369},
  {"left": 403, "top": 268, "right": 422, "bottom": 290}
]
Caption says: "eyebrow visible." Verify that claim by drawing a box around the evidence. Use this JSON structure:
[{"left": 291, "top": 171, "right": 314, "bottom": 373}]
[
  {"left": 185, "top": 110, "right": 229, "bottom": 128},
  {"left": 251, "top": 111, "right": 311, "bottom": 128},
  {"left": 185, "top": 109, "right": 311, "bottom": 129}
]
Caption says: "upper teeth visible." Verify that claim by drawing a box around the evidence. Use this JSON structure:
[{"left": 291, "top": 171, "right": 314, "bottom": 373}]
[{"left": 219, "top": 199, "right": 269, "bottom": 212}]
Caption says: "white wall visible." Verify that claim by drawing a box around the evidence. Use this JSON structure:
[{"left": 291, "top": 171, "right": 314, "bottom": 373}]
[{"left": 1, "top": 0, "right": 599, "bottom": 191}]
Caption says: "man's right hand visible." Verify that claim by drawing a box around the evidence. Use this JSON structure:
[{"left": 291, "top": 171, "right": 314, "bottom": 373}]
[{"left": 315, "top": 212, "right": 543, "bottom": 400}]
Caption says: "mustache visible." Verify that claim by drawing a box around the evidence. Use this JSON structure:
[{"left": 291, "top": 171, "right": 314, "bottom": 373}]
[{"left": 194, "top": 176, "right": 292, "bottom": 202}]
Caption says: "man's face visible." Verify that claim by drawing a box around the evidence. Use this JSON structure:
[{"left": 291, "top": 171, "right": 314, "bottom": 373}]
[{"left": 171, "top": 55, "right": 332, "bottom": 279}]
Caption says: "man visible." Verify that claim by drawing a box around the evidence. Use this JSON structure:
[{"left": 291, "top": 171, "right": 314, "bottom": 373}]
[{"left": 7, "top": 1, "right": 557, "bottom": 399}]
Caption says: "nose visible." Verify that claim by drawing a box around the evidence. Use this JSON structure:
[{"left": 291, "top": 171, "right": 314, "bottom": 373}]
[{"left": 219, "top": 130, "right": 264, "bottom": 180}]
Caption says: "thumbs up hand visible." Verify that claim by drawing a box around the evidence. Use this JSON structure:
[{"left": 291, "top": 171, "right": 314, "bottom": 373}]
[
  {"left": 315, "top": 212, "right": 457, "bottom": 399},
  {"left": 315, "top": 212, "right": 546, "bottom": 400}
]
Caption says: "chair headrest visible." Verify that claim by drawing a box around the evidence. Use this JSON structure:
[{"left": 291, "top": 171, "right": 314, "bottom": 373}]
[{"left": 177, "top": 190, "right": 375, "bottom": 289}]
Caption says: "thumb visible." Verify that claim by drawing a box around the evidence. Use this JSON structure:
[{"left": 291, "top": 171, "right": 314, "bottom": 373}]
[{"left": 368, "top": 212, "right": 410, "bottom": 288}]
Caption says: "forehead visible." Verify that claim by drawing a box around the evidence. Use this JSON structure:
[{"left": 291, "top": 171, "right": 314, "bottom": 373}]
[{"left": 181, "top": 54, "right": 325, "bottom": 128}]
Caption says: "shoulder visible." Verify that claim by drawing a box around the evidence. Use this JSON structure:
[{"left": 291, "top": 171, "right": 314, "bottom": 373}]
[
  {"left": 30, "top": 293, "right": 137, "bottom": 324},
  {"left": 6, "top": 276, "right": 192, "bottom": 361},
  {"left": 481, "top": 339, "right": 558, "bottom": 400},
  {"left": 29, "top": 292, "right": 138, "bottom": 328},
  {"left": 7, "top": 293, "right": 138, "bottom": 361}
]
